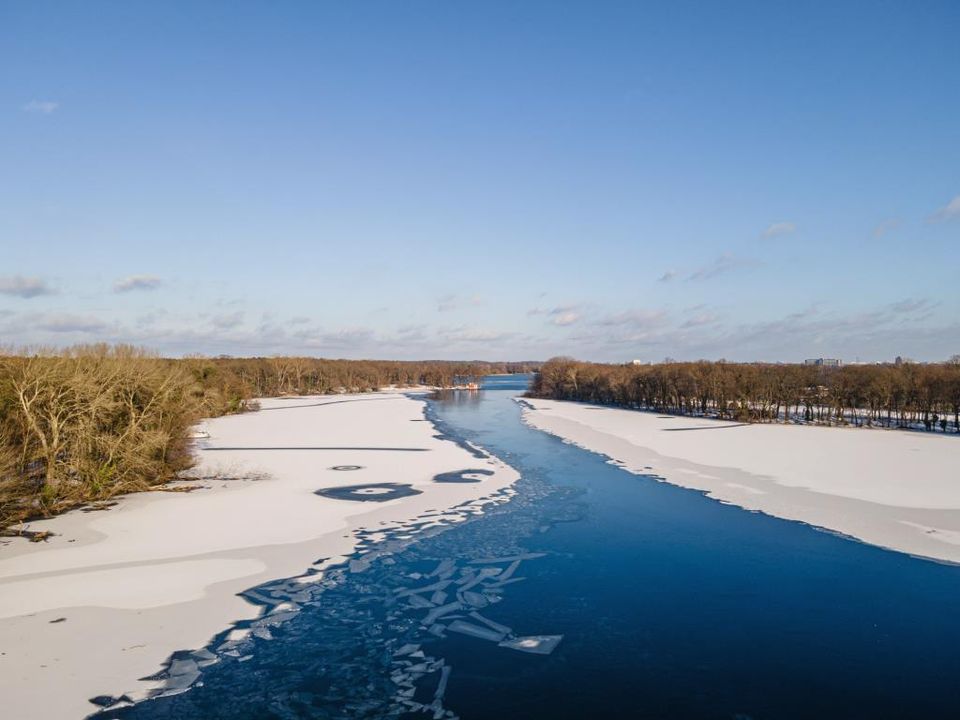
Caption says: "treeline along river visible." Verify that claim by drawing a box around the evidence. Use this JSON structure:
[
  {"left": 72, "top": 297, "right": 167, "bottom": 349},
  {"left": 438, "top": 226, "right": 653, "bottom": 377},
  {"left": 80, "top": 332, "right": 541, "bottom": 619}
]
[
  {"left": 0, "top": 348, "right": 535, "bottom": 530},
  {"left": 533, "top": 357, "right": 960, "bottom": 431}
]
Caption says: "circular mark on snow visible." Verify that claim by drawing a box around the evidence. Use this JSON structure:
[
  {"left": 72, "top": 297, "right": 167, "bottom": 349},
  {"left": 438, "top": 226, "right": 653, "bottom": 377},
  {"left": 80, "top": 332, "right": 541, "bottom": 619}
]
[
  {"left": 330, "top": 465, "right": 364, "bottom": 471},
  {"left": 432, "top": 468, "right": 495, "bottom": 484},
  {"left": 315, "top": 483, "right": 423, "bottom": 502}
]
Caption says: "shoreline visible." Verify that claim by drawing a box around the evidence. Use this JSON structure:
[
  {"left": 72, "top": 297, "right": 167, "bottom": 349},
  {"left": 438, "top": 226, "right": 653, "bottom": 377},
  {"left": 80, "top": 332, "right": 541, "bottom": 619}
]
[
  {"left": 518, "top": 398, "right": 960, "bottom": 565},
  {"left": 0, "top": 392, "right": 519, "bottom": 720}
]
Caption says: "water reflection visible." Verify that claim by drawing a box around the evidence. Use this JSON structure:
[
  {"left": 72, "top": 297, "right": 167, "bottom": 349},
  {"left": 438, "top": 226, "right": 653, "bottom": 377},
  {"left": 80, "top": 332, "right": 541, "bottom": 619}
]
[
  {"left": 431, "top": 374, "right": 532, "bottom": 409},
  {"left": 430, "top": 388, "right": 482, "bottom": 410}
]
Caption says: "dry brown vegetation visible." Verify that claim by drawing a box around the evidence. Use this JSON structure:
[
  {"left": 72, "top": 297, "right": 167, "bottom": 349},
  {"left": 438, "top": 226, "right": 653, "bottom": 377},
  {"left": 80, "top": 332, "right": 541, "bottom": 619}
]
[
  {"left": 0, "top": 346, "right": 199, "bottom": 530},
  {"left": 531, "top": 357, "right": 960, "bottom": 432},
  {"left": 0, "top": 347, "right": 533, "bottom": 530}
]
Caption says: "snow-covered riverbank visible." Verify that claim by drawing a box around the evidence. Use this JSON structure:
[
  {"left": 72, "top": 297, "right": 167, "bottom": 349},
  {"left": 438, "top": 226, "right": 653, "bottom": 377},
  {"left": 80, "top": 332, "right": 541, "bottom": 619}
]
[
  {"left": 520, "top": 398, "right": 960, "bottom": 564},
  {"left": 0, "top": 392, "right": 518, "bottom": 719}
]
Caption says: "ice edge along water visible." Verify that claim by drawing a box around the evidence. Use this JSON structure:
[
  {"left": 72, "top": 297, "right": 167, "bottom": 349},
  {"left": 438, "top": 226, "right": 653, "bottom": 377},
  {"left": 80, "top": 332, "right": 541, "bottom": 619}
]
[
  {"left": 518, "top": 397, "right": 960, "bottom": 565},
  {"left": 0, "top": 392, "right": 523, "bottom": 720}
]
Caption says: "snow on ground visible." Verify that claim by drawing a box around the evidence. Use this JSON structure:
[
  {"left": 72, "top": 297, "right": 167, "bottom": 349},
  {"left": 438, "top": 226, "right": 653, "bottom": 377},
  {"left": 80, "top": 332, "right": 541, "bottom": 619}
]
[
  {"left": 0, "top": 392, "right": 518, "bottom": 720},
  {"left": 520, "top": 398, "right": 960, "bottom": 563}
]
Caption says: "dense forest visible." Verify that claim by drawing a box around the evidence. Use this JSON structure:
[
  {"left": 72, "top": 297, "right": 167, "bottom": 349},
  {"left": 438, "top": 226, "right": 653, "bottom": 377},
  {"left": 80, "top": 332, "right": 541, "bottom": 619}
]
[
  {"left": 531, "top": 357, "right": 960, "bottom": 433},
  {"left": 0, "top": 347, "right": 535, "bottom": 531}
]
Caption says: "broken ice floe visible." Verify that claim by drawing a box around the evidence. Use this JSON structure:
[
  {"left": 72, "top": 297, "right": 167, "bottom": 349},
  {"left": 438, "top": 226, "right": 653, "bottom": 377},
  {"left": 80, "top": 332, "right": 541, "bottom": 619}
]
[
  {"left": 498, "top": 635, "right": 563, "bottom": 655},
  {"left": 91, "top": 464, "right": 545, "bottom": 719},
  {"left": 392, "top": 551, "right": 562, "bottom": 658},
  {"left": 468, "top": 552, "right": 546, "bottom": 564},
  {"left": 422, "top": 601, "right": 462, "bottom": 625},
  {"left": 88, "top": 694, "right": 133, "bottom": 711},
  {"left": 428, "top": 558, "right": 456, "bottom": 578},
  {"left": 447, "top": 620, "right": 506, "bottom": 642},
  {"left": 380, "top": 549, "right": 562, "bottom": 718},
  {"left": 122, "top": 643, "right": 228, "bottom": 707}
]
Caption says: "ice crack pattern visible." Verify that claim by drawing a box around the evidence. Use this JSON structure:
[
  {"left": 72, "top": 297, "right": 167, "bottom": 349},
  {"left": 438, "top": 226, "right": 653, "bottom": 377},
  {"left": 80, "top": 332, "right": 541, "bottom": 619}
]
[{"left": 96, "top": 459, "right": 585, "bottom": 720}]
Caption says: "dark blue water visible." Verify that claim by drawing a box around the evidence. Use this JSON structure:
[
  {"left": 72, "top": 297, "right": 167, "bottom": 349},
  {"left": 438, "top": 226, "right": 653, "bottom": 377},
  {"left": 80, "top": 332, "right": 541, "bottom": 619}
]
[{"left": 105, "top": 375, "right": 960, "bottom": 719}]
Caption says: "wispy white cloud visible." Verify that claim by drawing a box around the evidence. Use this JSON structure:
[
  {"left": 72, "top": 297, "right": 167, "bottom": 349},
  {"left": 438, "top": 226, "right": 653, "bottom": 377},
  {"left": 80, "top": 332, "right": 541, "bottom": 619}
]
[
  {"left": 658, "top": 270, "right": 677, "bottom": 282},
  {"left": 436, "top": 294, "right": 482, "bottom": 312},
  {"left": 681, "top": 312, "right": 719, "bottom": 329},
  {"left": 437, "top": 294, "right": 458, "bottom": 312},
  {"left": 39, "top": 314, "right": 109, "bottom": 333},
  {"left": 551, "top": 311, "right": 580, "bottom": 327},
  {"left": 888, "top": 298, "right": 929, "bottom": 314},
  {"left": 315, "top": 328, "right": 376, "bottom": 347},
  {"left": 597, "top": 309, "right": 668, "bottom": 328},
  {"left": 761, "top": 221, "right": 796, "bottom": 239},
  {"left": 113, "top": 274, "right": 162, "bottom": 293},
  {"left": 396, "top": 324, "right": 429, "bottom": 342},
  {"left": 688, "top": 253, "right": 749, "bottom": 281},
  {"left": 928, "top": 194, "right": 960, "bottom": 223},
  {"left": 547, "top": 295, "right": 957, "bottom": 363},
  {"left": 439, "top": 326, "right": 514, "bottom": 343},
  {"left": 886, "top": 298, "right": 937, "bottom": 322},
  {"left": 872, "top": 218, "right": 900, "bottom": 238},
  {"left": 529, "top": 304, "right": 582, "bottom": 326},
  {"left": 565, "top": 309, "right": 671, "bottom": 349},
  {"left": 0, "top": 275, "right": 56, "bottom": 298},
  {"left": 0, "top": 289, "right": 953, "bottom": 363},
  {"left": 210, "top": 311, "right": 244, "bottom": 329},
  {"left": 136, "top": 310, "right": 167, "bottom": 327},
  {"left": 22, "top": 100, "right": 59, "bottom": 114}
]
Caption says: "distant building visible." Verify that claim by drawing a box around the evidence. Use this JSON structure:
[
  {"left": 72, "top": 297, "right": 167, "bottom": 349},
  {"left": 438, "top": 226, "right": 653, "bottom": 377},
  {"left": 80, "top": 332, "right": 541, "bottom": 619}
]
[
  {"left": 804, "top": 358, "right": 842, "bottom": 367},
  {"left": 630, "top": 359, "right": 645, "bottom": 366}
]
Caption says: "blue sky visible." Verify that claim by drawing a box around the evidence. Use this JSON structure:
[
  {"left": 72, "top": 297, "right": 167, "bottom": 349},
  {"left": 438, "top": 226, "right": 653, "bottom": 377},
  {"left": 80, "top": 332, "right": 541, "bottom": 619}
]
[{"left": 2, "top": 1, "right": 958, "bottom": 361}]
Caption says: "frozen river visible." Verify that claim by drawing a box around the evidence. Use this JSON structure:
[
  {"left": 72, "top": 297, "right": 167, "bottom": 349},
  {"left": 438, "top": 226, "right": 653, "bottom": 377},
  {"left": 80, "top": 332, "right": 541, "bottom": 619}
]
[{"left": 106, "top": 375, "right": 960, "bottom": 719}]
